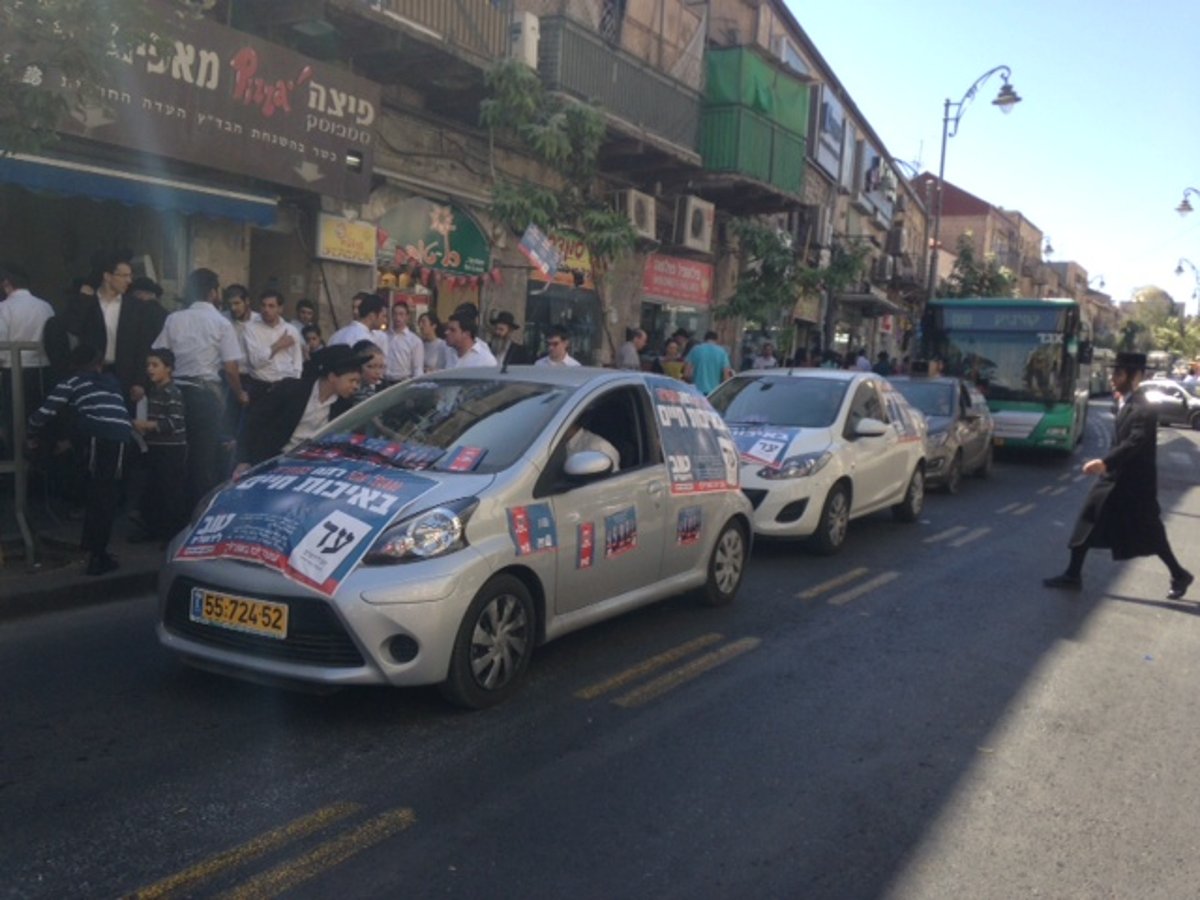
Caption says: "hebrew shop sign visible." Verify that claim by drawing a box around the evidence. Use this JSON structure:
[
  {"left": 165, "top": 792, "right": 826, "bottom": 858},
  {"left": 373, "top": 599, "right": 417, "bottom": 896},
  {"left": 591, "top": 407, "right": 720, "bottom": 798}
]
[{"left": 47, "top": 5, "right": 381, "bottom": 201}]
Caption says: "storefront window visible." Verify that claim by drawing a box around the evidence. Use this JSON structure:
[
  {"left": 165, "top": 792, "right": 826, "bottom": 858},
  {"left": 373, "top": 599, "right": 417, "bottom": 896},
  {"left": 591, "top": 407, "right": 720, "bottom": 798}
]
[{"left": 525, "top": 286, "right": 603, "bottom": 365}]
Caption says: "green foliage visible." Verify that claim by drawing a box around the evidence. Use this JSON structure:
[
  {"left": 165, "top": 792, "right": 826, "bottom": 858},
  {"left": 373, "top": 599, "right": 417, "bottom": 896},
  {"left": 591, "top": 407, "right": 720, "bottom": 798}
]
[
  {"left": 938, "top": 234, "right": 1017, "bottom": 298},
  {"left": 0, "top": 0, "right": 170, "bottom": 155},
  {"left": 482, "top": 58, "right": 633, "bottom": 269},
  {"left": 716, "top": 218, "right": 867, "bottom": 324}
]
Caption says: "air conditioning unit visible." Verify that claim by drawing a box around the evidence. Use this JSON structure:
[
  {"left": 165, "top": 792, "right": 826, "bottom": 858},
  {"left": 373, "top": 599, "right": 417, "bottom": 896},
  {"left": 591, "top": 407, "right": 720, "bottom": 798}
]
[
  {"left": 616, "top": 189, "right": 657, "bottom": 240},
  {"left": 675, "top": 195, "right": 715, "bottom": 253},
  {"left": 510, "top": 11, "right": 540, "bottom": 69},
  {"left": 871, "top": 256, "right": 895, "bottom": 283},
  {"left": 772, "top": 35, "right": 809, "bottom": 77}
]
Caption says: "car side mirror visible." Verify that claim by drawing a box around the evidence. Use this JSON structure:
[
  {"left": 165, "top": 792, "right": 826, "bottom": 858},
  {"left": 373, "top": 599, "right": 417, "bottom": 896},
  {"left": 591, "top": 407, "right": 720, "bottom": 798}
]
[
  {"left": 854, "top": 417, "right": 889, "bottom": 438},
  {"left": 565, "top": 451, "right": 613, "bottom": 479}
]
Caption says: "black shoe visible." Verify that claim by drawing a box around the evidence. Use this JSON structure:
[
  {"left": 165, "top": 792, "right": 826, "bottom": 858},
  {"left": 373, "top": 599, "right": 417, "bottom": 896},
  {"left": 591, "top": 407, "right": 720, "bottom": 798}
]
[
  {"left": 1043, "top": 574, "right": 1082, "bottom": 590},
  {"left": 1168, "top": 571, "right": 1194, "bottom": 601},
  {"left": 85, "top": 554, "right": 119, "bottom": 576}
]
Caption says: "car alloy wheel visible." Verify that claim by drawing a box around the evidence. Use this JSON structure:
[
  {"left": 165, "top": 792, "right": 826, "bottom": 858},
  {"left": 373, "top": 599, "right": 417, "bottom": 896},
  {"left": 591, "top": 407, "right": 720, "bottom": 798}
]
[
  {"left": 944, "top": 452, "right": 962, "bottom": 495},
  {"left": 893, "top": 467, "right": 924, "bottom": 522},
  {"left": 441, "top": 575, "right": 535, "bottom": 709},
  {"left": 699, "top": 519, "right": 747, "bottom": 607},
  {"left": 811, "top": 483, "right": 850, "bottom": 555}
]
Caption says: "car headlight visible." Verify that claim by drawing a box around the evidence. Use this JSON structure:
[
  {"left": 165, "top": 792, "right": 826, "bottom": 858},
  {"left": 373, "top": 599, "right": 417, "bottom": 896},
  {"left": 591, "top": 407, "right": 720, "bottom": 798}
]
[
  {"left": 363, "top": 498, "right": 478, "bottom": 564},
  {"left": 928, "top": 430, "right": 951, "bottom": 448},
  {"left": 758, "top": 450, "right": 832, "bottom": 480}
]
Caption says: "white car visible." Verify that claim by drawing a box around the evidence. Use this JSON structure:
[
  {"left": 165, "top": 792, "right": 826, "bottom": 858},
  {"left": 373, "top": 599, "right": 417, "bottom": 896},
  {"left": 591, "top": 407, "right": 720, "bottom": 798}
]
[{"left": 708, "top": 369, "right": 927, "bottom": 553}]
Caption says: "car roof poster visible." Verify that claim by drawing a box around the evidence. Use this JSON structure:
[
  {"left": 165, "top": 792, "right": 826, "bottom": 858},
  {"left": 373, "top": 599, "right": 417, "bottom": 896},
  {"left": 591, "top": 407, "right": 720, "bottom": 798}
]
[
  {"left": 647, "top": 375, "right": 740, "bottom": 494},
  {"left": 174, "top": 459, "right": 435, "bottom": 597}
]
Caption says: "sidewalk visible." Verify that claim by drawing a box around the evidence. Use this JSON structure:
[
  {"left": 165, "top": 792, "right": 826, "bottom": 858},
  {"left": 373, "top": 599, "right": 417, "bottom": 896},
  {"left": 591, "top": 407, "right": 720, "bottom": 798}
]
[{"left": 0, "top": 504, "right": 165, "bottom": 622}]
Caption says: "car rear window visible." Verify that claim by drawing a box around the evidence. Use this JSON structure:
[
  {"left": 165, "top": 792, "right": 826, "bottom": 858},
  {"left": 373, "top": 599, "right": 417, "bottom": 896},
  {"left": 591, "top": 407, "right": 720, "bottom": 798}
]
[
  {"left": 709, "top": 376, "right": 849, "bottom": 428},
  {"left": 892, "top": 381, "right": 956, "bottom": 417},
  {"left": 310, "top": 377, "right": 574, "bottom": 473}
]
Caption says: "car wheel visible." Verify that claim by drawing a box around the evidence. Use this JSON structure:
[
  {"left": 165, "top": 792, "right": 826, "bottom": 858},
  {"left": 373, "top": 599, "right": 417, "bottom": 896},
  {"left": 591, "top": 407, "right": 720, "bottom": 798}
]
[
  {"left": 944, "top": 451, "right": 963, "bottom": 495},
  {"left": 440, "top": 574, "right": 535, "bottom": 710},
  {"left": 974, "top": 443, "right": 994, "bottom": 479},
  {"left": 810, "top": 483, "right": 850, "bottom": 555},
  {"left": 697, "top": 518, "right": 747, "bottom": 607},
  {"left": 892, "top": 467, "right": 924, "bottom": 522},
  {"left": 1191, "top": 411, "right": 1200, "bottom": 431}
]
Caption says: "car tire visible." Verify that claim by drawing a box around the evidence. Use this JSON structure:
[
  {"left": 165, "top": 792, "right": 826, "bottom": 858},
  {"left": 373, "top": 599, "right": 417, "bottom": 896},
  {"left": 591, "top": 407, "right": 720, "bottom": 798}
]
[
  {"left": 974, "top": 443, "right": 994, "bottom": 479},
  {"left": 440, "top": 574, "right": 536, "bottom": 710},
  {"left": 1190, "top": 411, "right": 1200, "bottom": 431},
  {"left": 944, "top": 452, "right": 963, "bottom": 495},
  {"left": 892, "top": 466, "right": 924, "bottom": 522},
  {"left": 810, "top": 483, "right": 850, "bottom": 556},
  {"left": 697, "top": 518, "right": 747, "bottom": 607}
]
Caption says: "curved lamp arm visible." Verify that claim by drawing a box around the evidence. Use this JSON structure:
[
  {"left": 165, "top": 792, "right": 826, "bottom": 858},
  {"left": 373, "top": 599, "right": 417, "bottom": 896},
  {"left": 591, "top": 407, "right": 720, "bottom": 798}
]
[
  {"left": 1175, "top": 188, "right": 1200, "bottom": 217},
  {"left": 945, "top": 65, "right": 1021, "bottom": 138}
]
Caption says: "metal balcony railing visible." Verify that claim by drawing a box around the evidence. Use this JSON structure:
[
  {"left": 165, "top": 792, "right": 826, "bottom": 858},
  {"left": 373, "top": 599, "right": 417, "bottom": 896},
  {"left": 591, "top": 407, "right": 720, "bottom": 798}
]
[
  {"left": 537, "top": 16, "right": 701, "bottom": 156},
  {"left": 368, "top": 0, "right": 510, "bottom": 63}
]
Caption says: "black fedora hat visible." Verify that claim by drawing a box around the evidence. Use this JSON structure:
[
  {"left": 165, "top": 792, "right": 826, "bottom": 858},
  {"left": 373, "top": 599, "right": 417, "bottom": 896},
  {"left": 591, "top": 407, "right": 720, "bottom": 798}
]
[
  {"left": 1113, "top": 351, "right": 1147, "bottom": 371},
  {"left": 311, "top": 344, "right": 372, "bottom": 376},
  {"left": 489, "top": 310, "right": 520, "bottom": 330}
]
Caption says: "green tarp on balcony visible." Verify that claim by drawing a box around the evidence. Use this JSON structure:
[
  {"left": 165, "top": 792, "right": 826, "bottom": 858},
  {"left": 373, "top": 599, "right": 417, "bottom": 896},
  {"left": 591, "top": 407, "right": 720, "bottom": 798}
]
[{"left": 705, "top": 47, "right": 809, "bottom": 137}]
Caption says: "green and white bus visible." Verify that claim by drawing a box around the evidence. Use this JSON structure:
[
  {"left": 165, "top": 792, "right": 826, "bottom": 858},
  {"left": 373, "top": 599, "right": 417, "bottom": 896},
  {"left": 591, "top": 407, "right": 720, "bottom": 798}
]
[{"left": 920, "top": 298, "right": 1090, "bottom": 452}]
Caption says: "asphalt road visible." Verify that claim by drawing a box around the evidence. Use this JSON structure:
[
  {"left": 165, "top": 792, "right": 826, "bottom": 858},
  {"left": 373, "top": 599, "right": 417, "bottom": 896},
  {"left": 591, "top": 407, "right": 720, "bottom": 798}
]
[{"left": 3, "top": 401, "right": 1199, "bottom": 900}]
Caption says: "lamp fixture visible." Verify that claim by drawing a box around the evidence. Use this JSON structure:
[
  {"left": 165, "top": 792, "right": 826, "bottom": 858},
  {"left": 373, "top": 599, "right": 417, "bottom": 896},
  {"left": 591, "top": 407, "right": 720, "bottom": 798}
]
[
  {"left": 927, "top": 65, "right": 1022, "bottom": 297},
  {"left": 1043, "top": 237, "right": 1054, "bottom": 256},
  {"left": 1175, "top": 188, "right": 1200, "bottom": 217}
]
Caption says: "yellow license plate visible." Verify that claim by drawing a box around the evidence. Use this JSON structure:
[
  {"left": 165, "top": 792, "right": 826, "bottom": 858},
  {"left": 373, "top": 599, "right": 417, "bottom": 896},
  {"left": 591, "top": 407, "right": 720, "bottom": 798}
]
[{"left": 189, "top": 588, "right": 289, "bottom": 640}]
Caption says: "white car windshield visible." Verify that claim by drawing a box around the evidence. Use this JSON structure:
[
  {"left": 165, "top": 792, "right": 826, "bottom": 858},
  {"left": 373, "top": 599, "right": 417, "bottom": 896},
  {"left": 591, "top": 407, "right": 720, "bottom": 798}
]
[{"left": 709, "top": 376, "right": 849, "bottom": 428}]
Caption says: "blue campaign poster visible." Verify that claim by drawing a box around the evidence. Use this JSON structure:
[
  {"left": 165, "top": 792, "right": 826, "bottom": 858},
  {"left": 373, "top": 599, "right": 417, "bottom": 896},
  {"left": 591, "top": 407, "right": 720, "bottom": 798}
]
[
  {"left": 175, "top": 458, "right": 435, "bottom": 597},
  {"left": 726, "top": 425, "right": 798, "bottom": 468}
]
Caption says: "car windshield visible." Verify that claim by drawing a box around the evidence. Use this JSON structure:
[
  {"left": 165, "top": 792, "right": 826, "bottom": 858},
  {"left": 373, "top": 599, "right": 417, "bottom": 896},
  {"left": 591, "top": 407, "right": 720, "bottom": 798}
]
[
  {"left": 892, "top": 381, "right": 955, "bottom": 418},
  {"left": 305, "top": 377, "right": 574, "bottom": 474},
  {"left": 709, "top": 376, "right": 848, "bottom": 428}
]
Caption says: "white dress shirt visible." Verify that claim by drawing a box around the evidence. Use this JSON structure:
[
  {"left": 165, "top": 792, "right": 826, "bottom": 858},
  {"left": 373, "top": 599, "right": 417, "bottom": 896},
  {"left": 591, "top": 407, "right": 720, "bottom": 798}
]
[
  {"left": 98, "top": 292, "right": 123, "bottom": 365},
  {"left": 447, "top": 338, "right": 498, "bottom": 369},
  {"left": 0, "top": 288, "right": 55, "bottom": 368},
  {"left": 535, "top": 353, "right": 581, "bottom": 367},
  {"left": 153, "top": 302, "right": 243, "bottom": 381},
  {"left": 385, "top": 327, "right": 425, "bottom": 381},
  {"left": 243, "top": 319, "right": 304, "bottom": 382},
  {"left": 328, "top": 320, "right": 386, "bottom": 352},
  {"left": 286, "top": 380, "right": 339, "bottom": 451}
]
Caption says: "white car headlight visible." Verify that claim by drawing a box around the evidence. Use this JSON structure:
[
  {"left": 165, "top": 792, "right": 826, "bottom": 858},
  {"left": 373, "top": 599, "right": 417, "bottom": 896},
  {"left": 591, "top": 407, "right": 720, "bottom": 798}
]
[
  {"left": 364, "top": 498, "right": 478, "bottom": 564},
  {"left": 758, "top": 450, "right": 832, "bottom": 480}
]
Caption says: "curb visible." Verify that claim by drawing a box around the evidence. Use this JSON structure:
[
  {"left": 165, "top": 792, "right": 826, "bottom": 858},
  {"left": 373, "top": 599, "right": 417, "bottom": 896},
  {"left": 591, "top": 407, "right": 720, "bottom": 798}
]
[{"left": 0, "top": 567, "right": 160, "bottom": 623}]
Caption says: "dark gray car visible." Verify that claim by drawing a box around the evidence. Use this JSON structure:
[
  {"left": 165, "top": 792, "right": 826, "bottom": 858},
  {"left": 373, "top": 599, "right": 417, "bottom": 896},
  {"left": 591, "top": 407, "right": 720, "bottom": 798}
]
[
  {"left": 888, "top": 376, "right": 994, "bottom": 493},
  {"left": 1143, "top": 379, "right": 1200, "bottom": 430}
]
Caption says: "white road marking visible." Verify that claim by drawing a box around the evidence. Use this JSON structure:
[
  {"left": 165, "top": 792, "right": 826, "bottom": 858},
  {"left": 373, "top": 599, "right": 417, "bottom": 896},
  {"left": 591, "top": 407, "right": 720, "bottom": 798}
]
[
  {"left": 1050, "top": 486, "right": 1069, "bottom": 496},
  {"left": 827, "top": 571, "right": 901, "bottom": 606},
  {"left": 1012, "top": 503, "right": 1037, "bottom": 516},
  {"left": 950, "top": 527, "right": 992, "bottom": 548},
  {"left": 924, "top": 526, "right": 968, "bottom": 544},
  {"left": 996, "top": 502, "right": 1020, "bottom": 514},
  {"left": 796, "top": 567, "right": 870, "bottom": 601}
]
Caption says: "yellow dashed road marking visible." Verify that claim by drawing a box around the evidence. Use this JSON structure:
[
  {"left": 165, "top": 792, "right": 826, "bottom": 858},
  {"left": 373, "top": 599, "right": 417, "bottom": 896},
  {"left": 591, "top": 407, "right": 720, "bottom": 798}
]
[
  {"left": 612, "top": 638, "right": 761, "bottom": 708},
  {"left": 218, "top": 807, "right": 416, "bottom": 900},
  {"left": 128, "top": 803, "right": 361, "bottom": 900},
  {"left": 1050, "top": 486, "right": 1068, "bottom": 496},
  {"left": 1057, "top": 473, "right": 1072, "bottom": 482},
  {"left": 1037, "top": 485, "right": 1053, "bottom": 495},
  {"left": 923, "top": 526, "right": 967, "bottom": 544},
  {"left": 796, "top": 567, "right": 870, "bottom": 601},
  {"left": 1012, "top": 503, "right": 1036, "bottom": 516},
  {"left": 949, "top": 527, "right": 991, "bottom": 548},
  {"left": 827, "top": 571, "right": 900, "bottom": 606},
  {"left": 574, "top": 633, "right": 724, "bottom": 700},
  {"left": 996, "top": 502, "right": 1019, "bottom": 514}
]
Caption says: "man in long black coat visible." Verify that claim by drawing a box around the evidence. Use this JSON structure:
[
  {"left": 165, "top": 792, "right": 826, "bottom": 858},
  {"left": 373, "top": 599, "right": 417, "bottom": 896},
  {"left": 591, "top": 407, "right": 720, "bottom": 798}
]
[{"left": 1044, "top": 351, "right": 1193, "bottom": 599}]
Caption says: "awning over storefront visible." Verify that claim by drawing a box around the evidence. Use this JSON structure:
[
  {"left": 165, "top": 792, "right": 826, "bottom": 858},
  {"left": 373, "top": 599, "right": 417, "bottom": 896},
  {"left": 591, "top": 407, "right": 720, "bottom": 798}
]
[
  {"left": 836, "top": 291, "right": 905, "bottom": 318},
  {"left": 0, "top": 154, "right": 279, "bottom": 226}
]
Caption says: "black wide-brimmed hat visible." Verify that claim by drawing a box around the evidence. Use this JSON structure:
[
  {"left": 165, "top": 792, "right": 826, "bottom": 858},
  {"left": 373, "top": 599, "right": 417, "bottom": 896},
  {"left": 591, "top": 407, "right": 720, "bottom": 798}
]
[
  {"left": 1113, "top": 351, "right": 1147, "bottom": 371},
  {"left": 311, "top": 344, "right": 372, "bottom": 376},
  {"left": 489, "top": 310, "right": 520, "bottom": 330}
]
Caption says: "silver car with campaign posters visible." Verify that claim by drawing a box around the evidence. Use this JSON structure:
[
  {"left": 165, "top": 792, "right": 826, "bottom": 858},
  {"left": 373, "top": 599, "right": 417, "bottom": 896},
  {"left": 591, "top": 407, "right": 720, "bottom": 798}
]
[
  {"left": 708, "top": 370, "right": 926, "bottom": 553},
  {"left": 157, "top": 368, "right": 751, "bottom": 708}
]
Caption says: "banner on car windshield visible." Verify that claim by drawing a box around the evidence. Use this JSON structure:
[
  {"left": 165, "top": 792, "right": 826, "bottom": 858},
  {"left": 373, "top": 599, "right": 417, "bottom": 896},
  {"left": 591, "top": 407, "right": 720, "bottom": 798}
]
[
  {"left": 175, "top": 459, "right": 434, "bottom": 597},
  {"left": 647, "top": 376, "right": 740, "bottom": 494}
]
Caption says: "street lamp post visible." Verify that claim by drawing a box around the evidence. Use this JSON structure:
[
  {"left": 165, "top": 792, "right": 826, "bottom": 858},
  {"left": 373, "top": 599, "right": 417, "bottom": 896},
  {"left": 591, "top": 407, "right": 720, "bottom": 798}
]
[
  {"left": 927, "top": 66, "right": 1022, "bottom": 298},
  {"left": 1175, "top": 258, "right": 1199, "bottom": 299},
  {"left": 1174, "top": 188, "right": 1200, "bottom": 217}
]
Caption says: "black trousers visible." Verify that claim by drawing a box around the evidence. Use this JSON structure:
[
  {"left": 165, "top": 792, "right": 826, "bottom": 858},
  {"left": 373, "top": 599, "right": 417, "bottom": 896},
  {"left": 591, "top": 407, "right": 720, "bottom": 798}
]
[
  {"left": 179, "top": 381, "right": 226, "bottom": 508},
  {"left": 82, "top": 438, "right": 124, "bottom": 557},
  {"left": 141, "top": 443, "right": 188, "bottom": 539}
]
